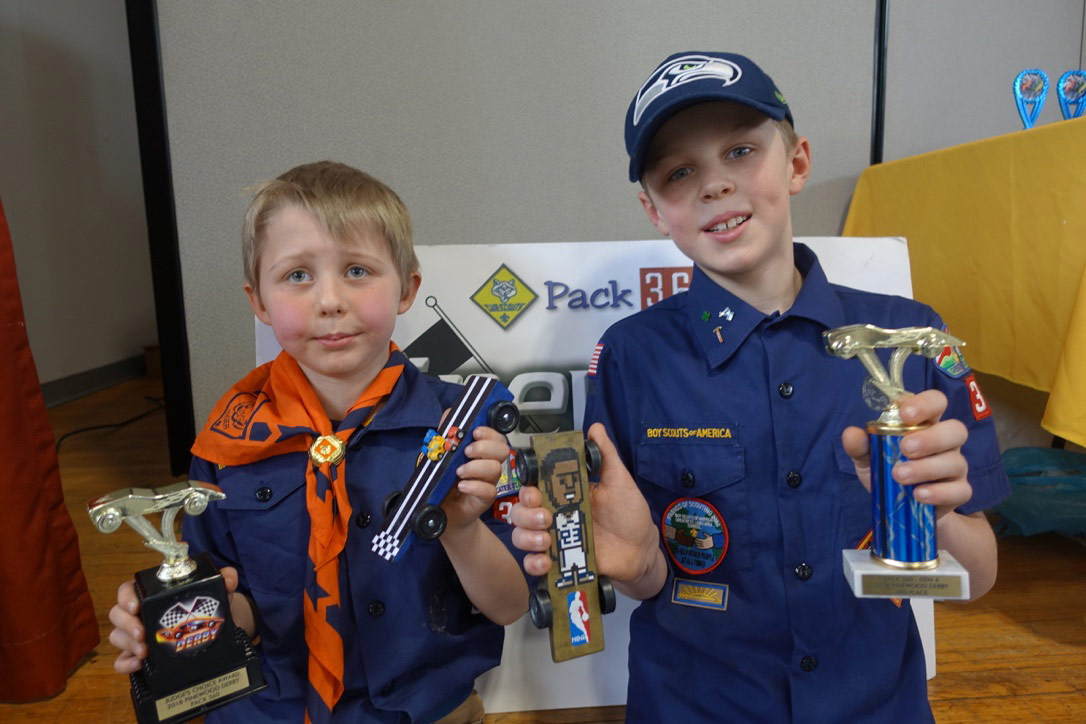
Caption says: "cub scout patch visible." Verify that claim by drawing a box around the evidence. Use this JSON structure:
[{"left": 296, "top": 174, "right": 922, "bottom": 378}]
[
  {"left": 662, "top": 498, "right": 729, "bottom": 574},
  {"left": 934, "top": 325, "right": 970, "bottom": 378}
]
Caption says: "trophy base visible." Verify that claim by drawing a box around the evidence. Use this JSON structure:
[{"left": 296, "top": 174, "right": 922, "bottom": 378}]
[
  {"left": 842, "top": 548, "right": 970, "bottom": 600},
  {"left": 131, "top": 552, "right": 266, "bottom": 723},
  {"left": 131, "top": 626, "right": 264, "bottom": 724}
]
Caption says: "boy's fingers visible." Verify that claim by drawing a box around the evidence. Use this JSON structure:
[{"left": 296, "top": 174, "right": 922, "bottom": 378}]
[
  {"left": 117, "top": 580, "right": 139, "bottom": 614},
  {"left": 521, "top": 551, "right": 553, "bottom": 576},
  {"left": 455, "top": 479, "right": 497, "bottom": 502},
  {"left": 114, "top": 650, "right": 144, "bottom": 674},
  {"left": 513, "top": 485, "right": 543, "bottom": 512},
  {"left": 898, "top": 389, "right": 948, "bottom": 427},
  {"left": 893, "top": 448, "right": 969, "bottom": 487},
  {"left": 108, "top": 626, "right": 143, "bottom": 656},
  {"left": 508, "top": 499, "right": 551, "bottom": 531},
  {"left": 107, "top": 603, "right": 142, "bottom": 637},
  {"left": 588, "top": 422, "right": 632, "bottom": 489},
  {"left": 221, "top": 566, "right": 239, "bottom": 596},
  {"left": 464, "top": 437, "right": 509, "bottom": 463},
  {"left": 511, "top": 526, "right": 552, "bottom": 555},
  {"left": 471, "top": 425, "right": 505, "bottom": 443},
  {"left": 900, "top": 418, "right": 968, "bottom": 459},
  {"left": 841, "top": 426, "right": 870, "bottom": 464},
  {"left": 912, "top": 478, "right": 973, "bottom": 509},
  {"left": 456, "top": 458, "right": 502, "bottom": 483}
]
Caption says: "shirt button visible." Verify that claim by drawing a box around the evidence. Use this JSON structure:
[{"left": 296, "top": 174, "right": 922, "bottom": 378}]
[
  {"left": 368, "top": 601, "right": 385, "bottom": 617},
  {"left": 778, "top": 382, "right": 794, "bottom": 398},
  {"left": 794, "top": 562, "right": 813, "bottom": 581},
  {"left": 355, "top": 511, "right": 372, "bottom": 528},
  {"left": 786, "top": 471, "right": 802, "bottom": 489},
  {"left": 801, "top": 655, "right": 818, "bottom": 672},
  {"left": 254, "top": 487, "right": 273, "bottom": 503},
  {"left": 680, "top": 471, "right": 695, "bottom": 488},
  {"left": 379, "top": 682, "right": 394, "bottom": 696}
]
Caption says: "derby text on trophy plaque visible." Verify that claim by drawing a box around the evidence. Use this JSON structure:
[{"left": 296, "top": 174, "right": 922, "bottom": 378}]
[
  {"left": 824, "top": 325, "right": 970, "bottom": 600},
  {"left": 88, "top": 481, "right": 266, "bottom": 723}
]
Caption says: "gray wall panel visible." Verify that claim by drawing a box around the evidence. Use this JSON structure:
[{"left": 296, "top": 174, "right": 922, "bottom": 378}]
[
  {"left": 156, "top": 1, "right": 874, "bottom": 424},
  {"left": 884, "top": 0, "right": 1085, "bottom": 160}
]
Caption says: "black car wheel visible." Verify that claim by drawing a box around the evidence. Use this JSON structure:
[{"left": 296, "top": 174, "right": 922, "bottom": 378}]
[
  {"left": 382, "top": 490, "right": 403, "bottom": 519},
  {"left": 516, "top": 447, "right": 539, "bottom": 487},
  {"left": 529, "top": 586, "right": 553, "bottom": 630},
  {"left": 487, "top": 401, "right": 520, "bottom": 434},
  {"left": 585, "top": 440, "right": 602, "bottom": 476},
  {"left": 414, "top": 504, "right": 447, "bottom": 540}
]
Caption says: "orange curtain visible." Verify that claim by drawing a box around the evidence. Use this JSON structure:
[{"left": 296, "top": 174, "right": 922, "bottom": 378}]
[{"left": 0, "top": 195, "right": 99, "bottom": 700}]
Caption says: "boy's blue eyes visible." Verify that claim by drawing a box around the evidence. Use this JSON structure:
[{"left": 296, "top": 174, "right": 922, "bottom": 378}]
[
  {"left": 665, "top": 146, "right": 753, "bottom": 182},
  {"left": 285, "top": 266, "right": 368, "bottom": 282}
]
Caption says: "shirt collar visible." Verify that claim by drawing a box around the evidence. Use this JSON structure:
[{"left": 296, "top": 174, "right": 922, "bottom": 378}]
[{"left": 685, "top": 243, "right": 847, "bottom": 368}]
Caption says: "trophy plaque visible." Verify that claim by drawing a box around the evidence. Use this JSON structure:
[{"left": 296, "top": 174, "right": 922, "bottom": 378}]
[
  {"left": 824, "top": 325, "right": 970, "bottom": 601},
  {"left": 88, "top": 481, "right": 266, "bottom": 723}
]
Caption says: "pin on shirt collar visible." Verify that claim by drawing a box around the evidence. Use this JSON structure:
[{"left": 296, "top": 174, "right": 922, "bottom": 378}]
[
  {"left": 720, "top": 307, "right": 734, "bottom": 321},
  {"left": 712, "top": 326, "right": 724, "bottom": 344}
]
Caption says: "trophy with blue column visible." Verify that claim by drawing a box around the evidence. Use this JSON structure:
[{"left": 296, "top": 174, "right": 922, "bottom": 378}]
[{"left": 824, "top": 325, "right": 970, "bottom": 600}]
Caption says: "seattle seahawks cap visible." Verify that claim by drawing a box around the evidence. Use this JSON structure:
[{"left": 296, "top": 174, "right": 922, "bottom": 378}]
[{"left": 625, "top": 51, "right": 794, "bottom": 181}]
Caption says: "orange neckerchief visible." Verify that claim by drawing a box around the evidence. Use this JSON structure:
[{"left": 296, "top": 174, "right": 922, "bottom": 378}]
[{"left": 191, "top": 345, "right": 405, "bottom": 722}]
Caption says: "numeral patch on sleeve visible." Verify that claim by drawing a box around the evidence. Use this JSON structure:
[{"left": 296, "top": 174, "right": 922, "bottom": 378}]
[{"left": 964, "top": 374, "right": 992, "bottom": 420}]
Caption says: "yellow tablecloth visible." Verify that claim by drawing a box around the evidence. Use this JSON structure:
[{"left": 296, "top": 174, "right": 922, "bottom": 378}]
[{"left": 843, "top": 117, "right": 1086, "bottom": 447}]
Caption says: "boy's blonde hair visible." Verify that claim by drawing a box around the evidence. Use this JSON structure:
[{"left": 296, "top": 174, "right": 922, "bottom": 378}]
[
  {"left": 242, "top": 160, "right": 418, "bottom": 293},
  {"left": 774, "top": 120, "right": 800, "bottom": 154}
]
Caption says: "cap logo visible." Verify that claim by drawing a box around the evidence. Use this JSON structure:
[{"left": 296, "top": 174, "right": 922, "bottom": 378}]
[{"left": 632, "top": 55, "right": 742, "bottom": 126}]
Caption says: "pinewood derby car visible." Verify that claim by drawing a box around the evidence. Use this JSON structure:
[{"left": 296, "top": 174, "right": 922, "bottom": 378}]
[
  {"left": 516, "top": 430, "right": 615, "bottom": 662},
  {"left": 371, "top": 375, "right": 520, "bottom": 562}
]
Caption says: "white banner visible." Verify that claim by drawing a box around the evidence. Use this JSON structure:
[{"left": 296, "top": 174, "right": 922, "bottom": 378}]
[{"left": 254, "top": 237, "right": 932, "bottom": 711}]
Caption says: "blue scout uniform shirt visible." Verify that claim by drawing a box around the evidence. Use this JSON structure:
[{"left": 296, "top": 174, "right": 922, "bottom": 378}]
[
  {"left": 183, "top": 361, "right": 521, "bottom": 723},
  {"left": 585, "top": 244, "right": 1009, "bottom": 723}
]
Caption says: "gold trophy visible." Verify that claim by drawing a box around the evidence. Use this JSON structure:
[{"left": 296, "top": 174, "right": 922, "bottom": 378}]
[
  {"left": 824, "top": 325, "right": 970, "bottom": 600},
  {"left": 88, "top": 481, "right": 266, "bottom": 723}
]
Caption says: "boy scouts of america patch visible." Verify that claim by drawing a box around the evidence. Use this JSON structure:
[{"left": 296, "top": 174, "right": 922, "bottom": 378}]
[
  {"left": 661, "top": 498, "right": 729, "bottom": 574},
  {"left": 934, "top": 324, "right": 970, "bottom": 378}
]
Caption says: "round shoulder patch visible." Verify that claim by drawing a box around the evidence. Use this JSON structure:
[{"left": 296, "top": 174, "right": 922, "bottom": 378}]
[{"left": 661, "top": 498, "right": 729, "bottom": 575}]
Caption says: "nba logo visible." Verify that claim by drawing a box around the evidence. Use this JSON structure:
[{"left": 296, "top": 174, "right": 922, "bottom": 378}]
[{"left": 567, "top": 590, "right": 590, "bottom": 646}]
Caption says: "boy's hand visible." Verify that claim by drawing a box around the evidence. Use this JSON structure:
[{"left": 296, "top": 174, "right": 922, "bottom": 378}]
[
  {"left": 841, "top": 389, "right": 973, "bottom": 517},
  {"left": 441, "top": 425, "right": 509, "bottom": 530},
  {"left": 511, "top": 423, "right": 666, "bottom": 598},
  {"left": 108, "top": 566, "right": 241, "bottom": 674}
]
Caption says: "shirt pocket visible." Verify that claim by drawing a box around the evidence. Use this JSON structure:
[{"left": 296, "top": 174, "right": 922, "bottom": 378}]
[
  {"left": 636, "top": 441, "right": 753, "bottom": 574},
  {"left": 832, "top": 434, "right": 874, "bottom": 550},
  {"left": 215, "top": 459, "right": 308, "bottom": 596}
]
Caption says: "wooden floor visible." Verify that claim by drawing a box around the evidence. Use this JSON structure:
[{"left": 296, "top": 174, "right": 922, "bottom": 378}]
[{"left": 1, "top": 377, "right": 1083, "bottom": 722}]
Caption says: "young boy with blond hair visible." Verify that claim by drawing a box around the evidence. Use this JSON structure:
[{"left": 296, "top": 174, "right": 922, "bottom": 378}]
[
  {"left": 110, "top": 160, "right": 528, "bottom": 723},
  {"left": 512, "top": 52, "right": 1009, "bottom": 721}
]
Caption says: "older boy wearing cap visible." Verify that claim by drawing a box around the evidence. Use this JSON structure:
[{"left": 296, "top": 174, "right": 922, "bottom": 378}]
[{"left": 512, "top": 52, "right": 1009, "bottom": 721}]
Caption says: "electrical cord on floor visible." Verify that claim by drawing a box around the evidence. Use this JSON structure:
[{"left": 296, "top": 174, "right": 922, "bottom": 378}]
[{"left": 54, "top": 396, "right": 166, "bottom": 452}]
